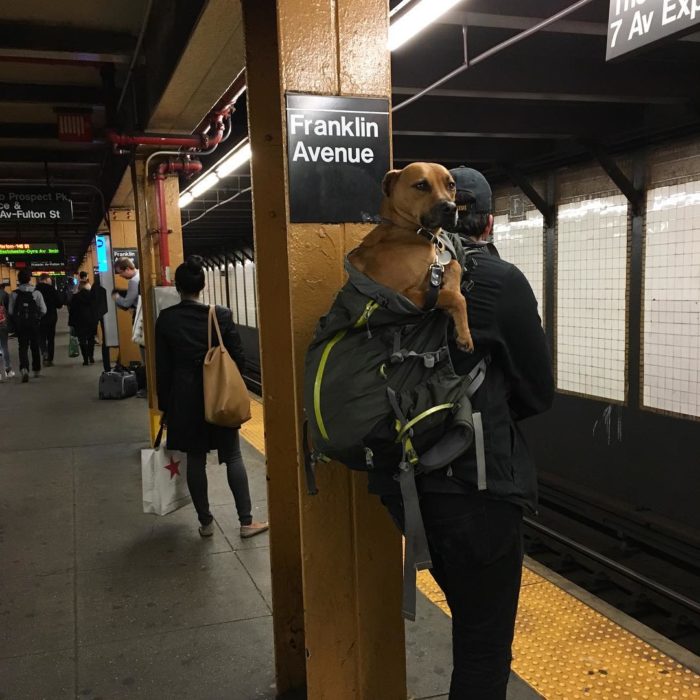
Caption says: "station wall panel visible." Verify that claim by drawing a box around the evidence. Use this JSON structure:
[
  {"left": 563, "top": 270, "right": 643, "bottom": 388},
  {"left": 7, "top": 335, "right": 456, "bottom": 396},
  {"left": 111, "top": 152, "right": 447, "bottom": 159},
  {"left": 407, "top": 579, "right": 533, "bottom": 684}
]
[
  {"left": 492, "top": 210, "right": 545, "bottom": 319},
  {"left": 556, "top": 195, "right": 628, "bottom": 403},
  {"left": 643, "top": 181, "right": 700, "bottom": 419}
]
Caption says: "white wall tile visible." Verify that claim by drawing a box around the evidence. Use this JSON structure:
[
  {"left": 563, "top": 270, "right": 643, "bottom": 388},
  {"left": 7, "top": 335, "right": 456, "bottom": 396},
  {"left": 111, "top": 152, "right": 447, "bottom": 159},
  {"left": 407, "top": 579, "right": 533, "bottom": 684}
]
[
  {"left": 643, "top": 181, "right": 700, "bottom": 418},
  {"left": 492, "top": 210, "right": 545, "bottom": 321},
  {"left": 556, "top": 195, "right": 628, "bottom": 402}
]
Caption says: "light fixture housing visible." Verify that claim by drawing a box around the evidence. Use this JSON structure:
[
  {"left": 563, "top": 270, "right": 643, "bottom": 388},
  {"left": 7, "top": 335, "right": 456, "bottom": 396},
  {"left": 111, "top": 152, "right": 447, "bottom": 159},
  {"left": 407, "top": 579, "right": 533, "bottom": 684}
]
[
  {"left": 178, "top": 192, "right": 194, "bottom": 208},
  {"left": 216, "top": 142, "right": 252, "bottom": 178},
  {"left": 191, "top": 172, "right": 220, "bottom": 198},
  {"left": 389, "top": 0, "right": 463, "bottom": 52}
]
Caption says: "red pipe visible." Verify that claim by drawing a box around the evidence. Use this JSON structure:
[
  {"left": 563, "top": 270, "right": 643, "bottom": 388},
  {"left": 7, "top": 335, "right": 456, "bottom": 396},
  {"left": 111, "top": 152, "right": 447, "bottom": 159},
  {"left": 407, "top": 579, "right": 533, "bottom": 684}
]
[
  {"left": 154, "top": 160, "right": 202, "bottom": 285},
  {"left": 107, "top": 113, "right": 227, "bottom": 151}
]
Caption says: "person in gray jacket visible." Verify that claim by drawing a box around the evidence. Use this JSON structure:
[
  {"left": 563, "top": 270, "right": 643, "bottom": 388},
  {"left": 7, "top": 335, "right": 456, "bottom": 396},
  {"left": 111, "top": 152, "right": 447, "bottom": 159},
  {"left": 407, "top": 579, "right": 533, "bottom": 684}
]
[
  {"left": 0, "top": 283, "right": 14, "bottom": 380},
  {"left": 8, "top": 269, "right": 47, "bottom": 382}
]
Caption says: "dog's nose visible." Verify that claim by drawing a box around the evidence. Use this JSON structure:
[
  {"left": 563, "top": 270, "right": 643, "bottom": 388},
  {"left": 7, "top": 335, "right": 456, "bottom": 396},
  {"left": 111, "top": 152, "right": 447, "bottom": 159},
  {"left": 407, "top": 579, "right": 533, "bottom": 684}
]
[{"left": 440, "top": 201, "right": 456, "bottom": 214}]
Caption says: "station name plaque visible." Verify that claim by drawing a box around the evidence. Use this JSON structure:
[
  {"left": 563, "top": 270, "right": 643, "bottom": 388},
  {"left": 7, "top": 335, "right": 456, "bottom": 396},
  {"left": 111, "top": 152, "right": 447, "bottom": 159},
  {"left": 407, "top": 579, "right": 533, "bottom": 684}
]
[{"left": 285, "top": 94, "right": 390, "bottom": 224}]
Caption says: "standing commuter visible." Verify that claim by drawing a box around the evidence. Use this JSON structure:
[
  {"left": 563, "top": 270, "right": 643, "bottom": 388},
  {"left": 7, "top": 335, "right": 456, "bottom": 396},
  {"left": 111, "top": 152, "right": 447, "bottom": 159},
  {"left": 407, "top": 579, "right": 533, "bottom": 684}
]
[
  {"left": 112, "top": 257, "right": 140, "bottom": 315},
  {"left": 112, "top": 257, "right": 147, "bottom": 396},
  {"left": 372, "top": 167, "right": 554, "bottom": 699},
  {"left": 155, "top": 256, "right": 268, "bottom": 540},
  {"left": 0, "top": 283, "right": 14, "bottom": 380},
  {"left": 68, "top": 280, "right": 98, "bottom": 365},
  {"left": 90, "top": 275, "right": 111, "bottom": 371},
  {"left": 36, "top": 273, "right": 64, "bottom": 366},
  {"left": 8, "top": 269, "right": 47, "bottom": 383}
]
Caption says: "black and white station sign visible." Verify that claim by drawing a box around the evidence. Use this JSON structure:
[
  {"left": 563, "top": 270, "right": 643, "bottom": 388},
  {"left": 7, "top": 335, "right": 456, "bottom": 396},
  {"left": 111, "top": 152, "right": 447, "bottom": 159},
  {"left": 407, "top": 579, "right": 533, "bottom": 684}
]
[
  {"left": 607, "top": 0, "right": 700, "bottom": 60},
  {"left": 286, "top": 94, "right": 390, "bottom": 224}
]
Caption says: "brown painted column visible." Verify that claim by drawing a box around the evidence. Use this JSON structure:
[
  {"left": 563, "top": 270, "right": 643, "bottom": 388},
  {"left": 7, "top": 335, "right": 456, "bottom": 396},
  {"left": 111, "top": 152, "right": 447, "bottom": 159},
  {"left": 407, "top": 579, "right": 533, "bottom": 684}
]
[
  {"left": 243, "top": 1, "right": 405, "bottom": 698},
  {"left": 131, "top": 158, "right": 185, "bottom": 441}
]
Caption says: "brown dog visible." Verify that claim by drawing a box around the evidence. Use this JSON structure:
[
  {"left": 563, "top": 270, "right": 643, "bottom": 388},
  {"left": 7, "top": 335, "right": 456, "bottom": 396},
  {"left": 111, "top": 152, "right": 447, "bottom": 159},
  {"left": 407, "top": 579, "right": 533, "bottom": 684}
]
[{"left": 348, "top": 162, "right": 473, "bottom": 352}]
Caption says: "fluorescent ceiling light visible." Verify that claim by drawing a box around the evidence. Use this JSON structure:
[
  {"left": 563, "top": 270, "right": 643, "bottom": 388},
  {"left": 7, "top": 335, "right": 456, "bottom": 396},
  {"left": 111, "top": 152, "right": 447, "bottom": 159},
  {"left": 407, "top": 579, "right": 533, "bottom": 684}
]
[
  {"left": 389, "top": 0, "right": 463, "bottom": 51},
  {"left": 216, "top": 142, "right": 251, "bottom": 178},
  {"left": 191, "top": 172, "right": 219, "bottom": 198},
  {"left": 178, "top": 192, "right": 194, "bottom": 208}
]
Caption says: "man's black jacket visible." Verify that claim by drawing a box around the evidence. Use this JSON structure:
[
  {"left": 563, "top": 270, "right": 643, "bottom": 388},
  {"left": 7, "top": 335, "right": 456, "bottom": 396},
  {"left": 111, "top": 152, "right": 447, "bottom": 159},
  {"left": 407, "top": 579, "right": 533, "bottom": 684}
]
[
  {"left": 36, "top": 282, "right": 64, "bottom": 321},
  {"left": 368, "top": 240, "right": 554, "bottom": 513}
]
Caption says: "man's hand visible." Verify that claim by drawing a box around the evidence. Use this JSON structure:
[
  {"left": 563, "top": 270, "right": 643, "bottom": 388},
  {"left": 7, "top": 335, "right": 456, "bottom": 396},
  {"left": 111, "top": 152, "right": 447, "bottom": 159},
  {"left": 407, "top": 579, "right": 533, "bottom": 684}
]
[{"left": 111, "top": 291, "right": 119, "bottom": 301}]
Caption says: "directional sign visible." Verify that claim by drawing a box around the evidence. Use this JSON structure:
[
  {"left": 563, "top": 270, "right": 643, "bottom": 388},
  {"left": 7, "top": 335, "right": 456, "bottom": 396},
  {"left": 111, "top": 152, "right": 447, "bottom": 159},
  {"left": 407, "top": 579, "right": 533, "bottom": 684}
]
[
  {"left": 607, "top": 0, "right": 700, "bottom": 60},
  {"left": 0, "top": 242, "right": 65, "bottom": 264},
  {"left": 0, "top": 188, "right": 73, "bottom": 222}
]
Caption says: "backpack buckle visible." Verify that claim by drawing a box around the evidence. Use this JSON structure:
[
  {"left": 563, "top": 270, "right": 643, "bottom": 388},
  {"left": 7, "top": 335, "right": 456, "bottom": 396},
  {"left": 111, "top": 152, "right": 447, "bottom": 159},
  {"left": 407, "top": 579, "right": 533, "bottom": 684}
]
[{"left": 429, "top": 263, "right": 443, "bottom": 288}]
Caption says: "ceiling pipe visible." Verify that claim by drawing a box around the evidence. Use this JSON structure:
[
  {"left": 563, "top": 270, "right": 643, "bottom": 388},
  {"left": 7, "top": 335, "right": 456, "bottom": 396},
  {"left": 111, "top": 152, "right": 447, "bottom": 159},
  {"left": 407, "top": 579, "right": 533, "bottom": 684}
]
[{"left": 107, "top": 70, "right": 247, "bottom": 284}]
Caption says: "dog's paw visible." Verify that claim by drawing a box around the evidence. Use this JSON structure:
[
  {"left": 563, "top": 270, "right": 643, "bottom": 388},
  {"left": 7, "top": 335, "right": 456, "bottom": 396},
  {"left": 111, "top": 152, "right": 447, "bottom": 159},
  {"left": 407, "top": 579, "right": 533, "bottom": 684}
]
[{"left": 456, "top": 335, "right": 474, "bottom": 353}]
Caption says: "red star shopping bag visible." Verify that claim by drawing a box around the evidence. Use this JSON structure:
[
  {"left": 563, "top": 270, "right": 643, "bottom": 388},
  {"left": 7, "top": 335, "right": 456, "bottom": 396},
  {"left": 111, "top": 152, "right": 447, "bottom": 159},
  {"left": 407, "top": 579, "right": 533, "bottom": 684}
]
[{"left": 141, "top": 426, "right": 191, "bottom": 515}]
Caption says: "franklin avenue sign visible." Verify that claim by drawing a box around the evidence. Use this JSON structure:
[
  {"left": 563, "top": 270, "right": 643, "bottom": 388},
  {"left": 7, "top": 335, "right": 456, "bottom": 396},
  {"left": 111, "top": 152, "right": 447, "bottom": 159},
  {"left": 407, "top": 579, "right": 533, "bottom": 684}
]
[
  {"left": 0, "top": 188, "right": 73, "bottom": 222},
  {"left": 286, "top": 94, "right": 390, "bottom": 224},
  {"left": 607, "top": 0, "right": 700, "bottom": 60}
]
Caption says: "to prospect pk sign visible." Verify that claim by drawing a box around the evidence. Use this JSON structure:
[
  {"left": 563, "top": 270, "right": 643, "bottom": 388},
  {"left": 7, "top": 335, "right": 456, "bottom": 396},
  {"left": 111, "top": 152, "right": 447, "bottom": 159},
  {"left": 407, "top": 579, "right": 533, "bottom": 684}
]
[
  {"left": 607, "top": 0, "right": 700, "bottom": 60},
  {"left": 285, "top": 94, "right": 390, "bottom": 224},
  {"left": 0, "top": 188, "right": 73, "bottom": 222}
]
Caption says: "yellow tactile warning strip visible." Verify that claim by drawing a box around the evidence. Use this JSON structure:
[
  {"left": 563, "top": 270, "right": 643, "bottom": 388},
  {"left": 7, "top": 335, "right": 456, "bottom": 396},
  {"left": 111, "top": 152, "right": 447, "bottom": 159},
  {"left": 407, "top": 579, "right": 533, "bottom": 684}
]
[
  {"left": 239, "top": 393, "right": 266, "bottom": 455},
  {"left": 240, "top": 397, "right": 700, "bottom": 699},
  {"left": 418, "top": 568, "right": 700, "bottom": 699}
]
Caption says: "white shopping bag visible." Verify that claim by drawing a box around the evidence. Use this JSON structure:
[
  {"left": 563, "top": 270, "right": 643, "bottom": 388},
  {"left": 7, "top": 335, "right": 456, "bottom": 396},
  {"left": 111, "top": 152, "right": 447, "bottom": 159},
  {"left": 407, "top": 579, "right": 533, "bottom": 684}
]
[
  {"left": 141, "top": 427, "right": 191, "bottom": 515},
  {"left": 131, "top": 296, "right": 145, "bottom": 346}
]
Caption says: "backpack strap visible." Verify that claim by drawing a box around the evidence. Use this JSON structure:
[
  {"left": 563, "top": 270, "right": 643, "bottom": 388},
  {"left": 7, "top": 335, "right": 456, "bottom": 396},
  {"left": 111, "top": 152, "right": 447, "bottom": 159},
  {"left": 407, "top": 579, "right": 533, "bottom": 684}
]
[
  {"left": 465, "top": 355, "right": 490, "bottom": 491},
  {"left": 387, "top": 387, "right": 433, "bottom": 621}
]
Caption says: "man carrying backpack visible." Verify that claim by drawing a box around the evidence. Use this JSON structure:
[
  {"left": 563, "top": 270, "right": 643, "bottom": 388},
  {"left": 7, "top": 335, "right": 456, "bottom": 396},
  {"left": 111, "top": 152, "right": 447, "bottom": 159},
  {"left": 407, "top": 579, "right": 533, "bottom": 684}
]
[
  {"left": 372, "top": 167, "right": 554, "bottom": 699},
  {"left": 8, "top": 269, "right": 47, "bottom": 383}
]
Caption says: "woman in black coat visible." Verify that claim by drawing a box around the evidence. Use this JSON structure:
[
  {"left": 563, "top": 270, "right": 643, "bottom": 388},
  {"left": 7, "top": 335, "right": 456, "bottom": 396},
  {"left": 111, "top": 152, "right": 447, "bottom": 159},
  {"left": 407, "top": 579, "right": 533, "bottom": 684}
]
[
  {"left": 68, "top": 282, "right": 97, "bottom": 365},
  {"left": 155, "top": 256, "right": 268, "bottom": 539}
]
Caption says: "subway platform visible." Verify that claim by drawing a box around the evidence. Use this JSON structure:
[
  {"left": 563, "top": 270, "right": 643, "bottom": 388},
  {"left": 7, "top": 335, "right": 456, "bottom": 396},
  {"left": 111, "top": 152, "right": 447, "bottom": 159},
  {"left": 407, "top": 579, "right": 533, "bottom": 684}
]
[{"left": 1, "top": 321, "right": 699, "bottom": 699}]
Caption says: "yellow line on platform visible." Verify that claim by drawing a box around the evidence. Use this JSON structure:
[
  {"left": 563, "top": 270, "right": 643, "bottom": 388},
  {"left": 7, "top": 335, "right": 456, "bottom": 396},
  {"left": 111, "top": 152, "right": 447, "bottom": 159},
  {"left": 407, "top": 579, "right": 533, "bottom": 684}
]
[{"left": 240, "top": 397, "right": 700, "bottom": 698}]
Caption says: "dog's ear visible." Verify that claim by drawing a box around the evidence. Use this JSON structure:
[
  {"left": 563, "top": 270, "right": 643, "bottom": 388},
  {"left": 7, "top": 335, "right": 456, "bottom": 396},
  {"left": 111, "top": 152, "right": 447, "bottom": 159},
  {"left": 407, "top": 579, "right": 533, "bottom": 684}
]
[{"left": 382, "top": 169, "right": 402, "bottom": 198}]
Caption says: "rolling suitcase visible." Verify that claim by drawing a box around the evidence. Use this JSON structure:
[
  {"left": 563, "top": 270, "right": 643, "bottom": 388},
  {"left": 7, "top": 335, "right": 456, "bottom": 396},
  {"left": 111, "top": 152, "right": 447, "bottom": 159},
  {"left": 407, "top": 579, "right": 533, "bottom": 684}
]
[{"left": 99, "top": 370, "right": 138, "bottom": 400}]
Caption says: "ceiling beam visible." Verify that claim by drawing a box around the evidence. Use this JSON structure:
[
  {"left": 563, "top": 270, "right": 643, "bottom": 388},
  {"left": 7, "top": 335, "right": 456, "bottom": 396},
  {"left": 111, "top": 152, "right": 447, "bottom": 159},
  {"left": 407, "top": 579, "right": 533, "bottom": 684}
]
[
  {"left": 391, "top": 86, "right": 686, "bottom": 106},
  {"left": 0, "top": 83, "right": 105, "bottom": 107},
  {"left": 0, "top": 149, "right": 105, "bottom": 164},
  {"left": 0, "top": 22, "right": 134, "bottom": 63}
]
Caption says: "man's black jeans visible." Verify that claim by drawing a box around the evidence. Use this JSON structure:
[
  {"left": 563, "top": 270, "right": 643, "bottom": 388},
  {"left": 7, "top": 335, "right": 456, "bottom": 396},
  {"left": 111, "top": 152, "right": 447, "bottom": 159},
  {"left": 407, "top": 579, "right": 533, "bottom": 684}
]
[
  {"left": 17, "top": 326, "right": 41, "bottom": 372},
  {"left": 39, "top": 315, "right": 57, "bottom": 362},
  {"left": 382, "top": 492, "right": 523, "bottom": 700}
]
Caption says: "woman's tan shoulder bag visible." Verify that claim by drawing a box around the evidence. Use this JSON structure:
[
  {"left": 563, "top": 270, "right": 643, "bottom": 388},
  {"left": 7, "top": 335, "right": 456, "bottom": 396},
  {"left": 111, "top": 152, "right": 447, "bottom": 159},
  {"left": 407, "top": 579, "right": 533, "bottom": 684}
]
[{"left": 203, "top": 305, "right": 251, "bottom": 427}]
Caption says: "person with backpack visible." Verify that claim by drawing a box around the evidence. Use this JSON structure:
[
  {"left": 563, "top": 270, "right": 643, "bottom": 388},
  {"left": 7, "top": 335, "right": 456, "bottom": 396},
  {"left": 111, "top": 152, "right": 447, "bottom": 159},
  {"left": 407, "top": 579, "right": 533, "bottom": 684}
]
[
  {"left": 36, "top": 273, "right": 64, "bottom": 367},
  {"left": 8, "top": 269, "right": 47, "bottom": 383},
  {"left": 369, "top": 167, "right": 554, "bottom": 699},
  {"left": 0, "top": 282, "right": 14, "bottom": 380}
]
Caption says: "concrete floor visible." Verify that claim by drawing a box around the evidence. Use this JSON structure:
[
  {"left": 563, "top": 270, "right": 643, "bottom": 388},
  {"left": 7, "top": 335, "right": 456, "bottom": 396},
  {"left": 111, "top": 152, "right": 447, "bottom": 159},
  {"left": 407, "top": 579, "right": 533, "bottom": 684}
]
[{"left": 0, "top": 319, "right": 540, "bottom": 699}]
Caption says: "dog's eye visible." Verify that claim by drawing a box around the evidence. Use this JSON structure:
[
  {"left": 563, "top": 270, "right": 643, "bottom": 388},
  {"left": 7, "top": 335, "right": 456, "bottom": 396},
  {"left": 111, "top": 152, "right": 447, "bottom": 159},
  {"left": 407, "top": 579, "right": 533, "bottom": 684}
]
[
  {"left": 414, "top": 181, "right": 429, "bottom": 191},
  {"left": 447, "top": 181, "right": 456, "bottom": 190}
]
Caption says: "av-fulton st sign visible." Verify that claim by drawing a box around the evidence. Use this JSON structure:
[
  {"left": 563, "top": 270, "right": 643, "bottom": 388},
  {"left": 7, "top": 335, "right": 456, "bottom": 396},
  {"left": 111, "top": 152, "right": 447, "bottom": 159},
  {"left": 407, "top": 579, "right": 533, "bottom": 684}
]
[
  {"left": 607, "top": 0, "right": 700, "bottom": 60},
  {"left": 285, "top": 94, "right": 390, "bottom": 224},
  {"left": 0, "top": 188, "right": 73, "bottom": 222}
]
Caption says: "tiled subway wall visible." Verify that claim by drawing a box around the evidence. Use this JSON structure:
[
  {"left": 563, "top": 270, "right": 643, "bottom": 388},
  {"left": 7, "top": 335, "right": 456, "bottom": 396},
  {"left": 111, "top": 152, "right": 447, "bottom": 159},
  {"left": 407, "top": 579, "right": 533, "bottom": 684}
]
[
  {"left": 643, "top": 181, "right": 700, "bottom": 419},
  {"left": 555, "top": 195, "right": 628, "bottom": 403},
  {"left": 492, "top": 210, "right": 545, "bottom": 318}
]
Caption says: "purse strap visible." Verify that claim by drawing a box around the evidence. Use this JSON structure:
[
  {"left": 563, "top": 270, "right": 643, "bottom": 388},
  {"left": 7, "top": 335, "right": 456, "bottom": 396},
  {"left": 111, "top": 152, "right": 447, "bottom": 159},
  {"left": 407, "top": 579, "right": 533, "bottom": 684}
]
[
  {"left": 208, "top": 305, "right": 226, "bottom": 352},
  {"left": 154, "top": 424, "right": 164, "bottom": 448}
]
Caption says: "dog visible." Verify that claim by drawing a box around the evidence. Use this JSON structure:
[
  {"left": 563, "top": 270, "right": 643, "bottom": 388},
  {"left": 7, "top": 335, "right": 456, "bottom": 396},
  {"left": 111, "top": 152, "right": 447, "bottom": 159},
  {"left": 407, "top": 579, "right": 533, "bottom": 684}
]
[{"left": 348, "top": 162, "right": 473, "bottom": 352}]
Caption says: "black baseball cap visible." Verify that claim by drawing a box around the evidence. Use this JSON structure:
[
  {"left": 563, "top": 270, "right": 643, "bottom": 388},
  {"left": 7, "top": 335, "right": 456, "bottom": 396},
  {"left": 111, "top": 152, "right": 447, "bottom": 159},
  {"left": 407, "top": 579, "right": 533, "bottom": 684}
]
[{"left": 450, "top": 166, "right": 492, "bottom": 215}]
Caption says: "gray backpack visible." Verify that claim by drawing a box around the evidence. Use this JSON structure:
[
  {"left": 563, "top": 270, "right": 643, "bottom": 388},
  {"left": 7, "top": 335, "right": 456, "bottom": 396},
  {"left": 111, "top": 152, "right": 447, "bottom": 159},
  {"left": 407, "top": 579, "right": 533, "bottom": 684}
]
[{"left": 303, "top": 247, "right": 488, "bottom": 619}]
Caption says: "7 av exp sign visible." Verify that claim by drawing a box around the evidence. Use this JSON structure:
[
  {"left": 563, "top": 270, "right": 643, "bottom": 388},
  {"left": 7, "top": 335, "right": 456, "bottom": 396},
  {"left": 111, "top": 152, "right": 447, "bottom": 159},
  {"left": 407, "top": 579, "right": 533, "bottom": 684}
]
[
  {"left": 286, "top": 94, "right": 390, "bottom": 224},
  {"left": 607, "top": 0, "right": 700, "bottom": 60}
]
